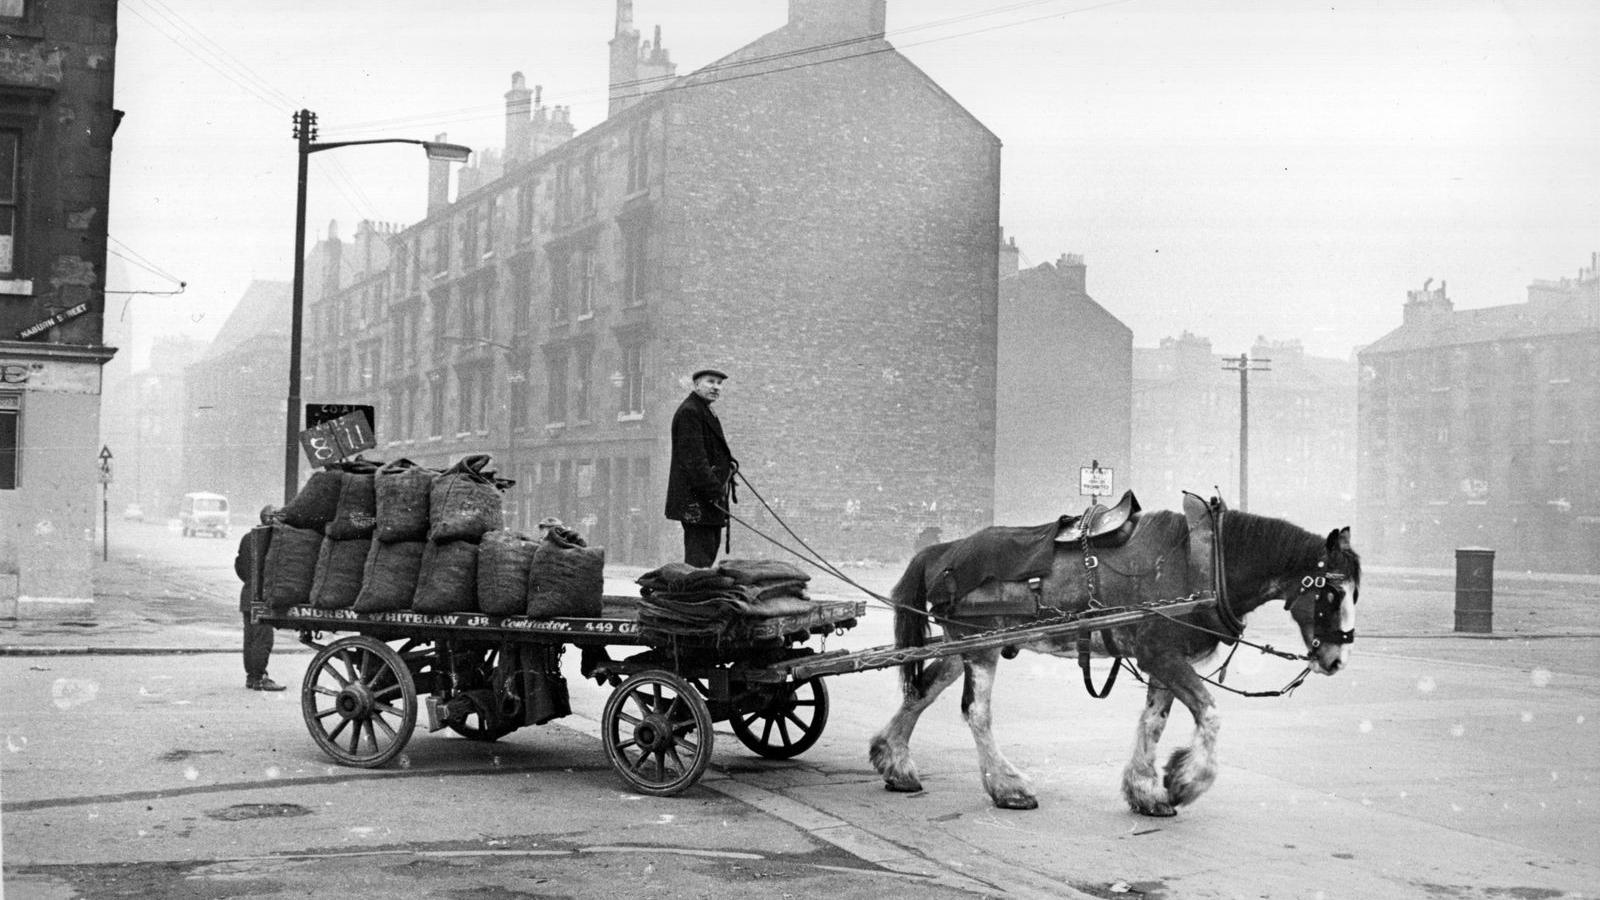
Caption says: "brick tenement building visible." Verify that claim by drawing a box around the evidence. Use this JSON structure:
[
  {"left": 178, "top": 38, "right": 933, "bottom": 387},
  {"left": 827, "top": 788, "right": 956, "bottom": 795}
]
[
  {"left": 1358, "top": 257, "right": 1600, "bottom": 574},
  {"left": 1132, "top": 333, "right": 1356, "bottom": 530},
  {"left": 994, "top": 246, "right": 1132, "bottom": 525},
  {"left": 302, "top": 0, "right": 1000, "bottom": 564},
  {"left": 0, "top": 0, "right": 119, "bottom": 618}
]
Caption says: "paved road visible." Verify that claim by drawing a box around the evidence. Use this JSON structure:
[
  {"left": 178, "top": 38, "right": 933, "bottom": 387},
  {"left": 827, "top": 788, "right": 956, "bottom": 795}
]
[{"left": 3, "top": 523, "right": 1597, "bottom": 898}]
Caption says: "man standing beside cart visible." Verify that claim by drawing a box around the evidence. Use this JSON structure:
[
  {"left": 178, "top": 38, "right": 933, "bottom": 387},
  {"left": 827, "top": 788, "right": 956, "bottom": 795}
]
[
  {"left": 235, "top": 505, "right": 286, "bottom": 691},
  {"left": 665, "top": 366, "right": 738, "bottom": 567}
]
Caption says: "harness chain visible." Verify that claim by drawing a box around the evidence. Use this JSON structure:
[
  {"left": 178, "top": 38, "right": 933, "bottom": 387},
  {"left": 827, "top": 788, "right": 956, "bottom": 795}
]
[{"left": 727, "top": 471, "right": 1317, "bottom": 698}]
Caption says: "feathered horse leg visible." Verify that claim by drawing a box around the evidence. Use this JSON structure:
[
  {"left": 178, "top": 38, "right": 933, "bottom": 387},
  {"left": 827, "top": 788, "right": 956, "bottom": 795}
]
[
  {"left": 870, "top": 655, "right": 960, "bottom": 792},
  {"left": 1126, "top": 656, "right": 1220, "bottom": 814},
  {"left": 1121, "top": 682, "right": 1178, "bottom": 816},
  {"left": 962, "top": 648, "right": 1038, "bottom": 809}
]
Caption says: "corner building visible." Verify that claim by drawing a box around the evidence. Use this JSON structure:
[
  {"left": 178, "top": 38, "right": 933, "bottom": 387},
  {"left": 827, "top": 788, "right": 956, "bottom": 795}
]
[{"left": 307, "top": 0, "right": 1001, "bottom": 564}]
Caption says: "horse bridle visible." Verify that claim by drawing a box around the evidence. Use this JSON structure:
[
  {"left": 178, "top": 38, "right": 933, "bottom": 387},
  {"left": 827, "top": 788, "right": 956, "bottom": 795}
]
[{"left": 1286, "top": 566, "right": 1355, "bottom": 649}]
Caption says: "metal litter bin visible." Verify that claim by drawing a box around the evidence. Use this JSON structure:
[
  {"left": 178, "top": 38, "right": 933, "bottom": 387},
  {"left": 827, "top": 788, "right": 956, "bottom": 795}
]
[{"left": 1454, "top": 547, "right": 1494, "bottom": 634}]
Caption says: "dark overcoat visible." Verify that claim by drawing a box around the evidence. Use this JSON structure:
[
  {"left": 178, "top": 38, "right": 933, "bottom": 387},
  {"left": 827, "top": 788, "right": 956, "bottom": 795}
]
[{"left": 665, "top": 392, "right": 735, "bottom": 527}]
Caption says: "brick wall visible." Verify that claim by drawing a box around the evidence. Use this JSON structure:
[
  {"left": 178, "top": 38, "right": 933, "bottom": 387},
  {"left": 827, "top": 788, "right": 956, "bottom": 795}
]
[{"left": 658, "top": 38, "right": 1001, "bottom": 561}]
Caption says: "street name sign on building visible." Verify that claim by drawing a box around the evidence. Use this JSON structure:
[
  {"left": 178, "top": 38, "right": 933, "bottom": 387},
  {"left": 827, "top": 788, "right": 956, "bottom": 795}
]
[
  {"left": 17, "top": 302, "right": 89, "bottom": 340},
  {"left": 1080, "top": 462, "right": 1113, "bottom": 497},
  {"left": 298, "top": 408, "right": 375, "bottom": 468}
]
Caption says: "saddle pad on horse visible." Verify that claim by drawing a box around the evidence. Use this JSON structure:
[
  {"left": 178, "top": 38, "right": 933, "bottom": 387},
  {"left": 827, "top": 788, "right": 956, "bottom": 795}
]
[
  {"left": 939, "top": 509, "right": 1191, "bottom": 620},
  {"left": 928, "top": 490, "right": 1141, "bottom": 611}
]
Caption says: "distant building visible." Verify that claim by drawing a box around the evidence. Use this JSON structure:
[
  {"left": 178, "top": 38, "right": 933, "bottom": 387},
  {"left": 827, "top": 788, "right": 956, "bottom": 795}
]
[
  {"left": 0, "top": 0, "right": 120, "bottom": 618},
  {"left": 994, "top": 245, "right": 1132, "bottom": 524},
  {"left": 100, "top": 334, "right": 206, "bottom": 521},
  {"left": 183, "top": 280, "right": 292, "bottom": 525},
  {"left": 1357, "top": 257, "right": 1600, "bottom": 573},
  {"left": 1132, "top": 333, "right": 1356, "bottom": 528},
  {"left": 304, "top": 0, "right": 1000, "bottom": 563}
]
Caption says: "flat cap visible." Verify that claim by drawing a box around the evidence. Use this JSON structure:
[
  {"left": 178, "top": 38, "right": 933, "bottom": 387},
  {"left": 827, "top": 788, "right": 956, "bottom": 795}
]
[{"left": 691, "top": 368, "right": 728, "bottom": 381}]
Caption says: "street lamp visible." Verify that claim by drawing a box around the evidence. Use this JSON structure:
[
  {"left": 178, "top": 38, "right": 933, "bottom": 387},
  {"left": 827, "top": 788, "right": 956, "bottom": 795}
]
[{"left": 286, "top": 108, "right": 471, "bottom": 504}]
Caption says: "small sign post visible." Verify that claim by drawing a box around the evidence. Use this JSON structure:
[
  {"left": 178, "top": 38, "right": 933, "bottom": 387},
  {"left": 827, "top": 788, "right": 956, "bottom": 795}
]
[
  {"left": 298, "top": 406, "right": 376, "bottom": 468},
  {"left": 1079, "top": 459, "right": 1113, "bottom": 501},
  {"left": 98, "top": 445, "right": 113, "bottom": 561}
]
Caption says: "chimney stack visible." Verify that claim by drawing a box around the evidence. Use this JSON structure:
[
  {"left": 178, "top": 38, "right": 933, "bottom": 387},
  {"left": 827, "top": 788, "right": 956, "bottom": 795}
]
[
  {"left": 504, "top": 72, "right": 533, "bottom": 165},
  {"left": 1057, "top": 253, "right": 1086, "bottom": 293},
  {"left": 787, "top": 0, "right": 887, "bottom": 40},
  {"left": 427, "top": 132, "right": 452, "bottom": 213}
]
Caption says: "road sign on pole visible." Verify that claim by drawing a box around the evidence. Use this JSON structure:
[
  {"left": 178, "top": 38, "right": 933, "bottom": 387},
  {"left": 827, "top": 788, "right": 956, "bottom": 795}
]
[{"left": 1080, "top": 460, "right": 1113, "bottom": 498}]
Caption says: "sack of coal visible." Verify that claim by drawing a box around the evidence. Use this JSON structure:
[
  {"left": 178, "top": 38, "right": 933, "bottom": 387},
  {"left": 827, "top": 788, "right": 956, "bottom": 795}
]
[
  {"left": 526, "top": 528, "right": 604, "bottom": 619},
  {"left": 278, "top": 469, "right": 344, "bottom": 531},
  {"left": 374, "top": 458, "right": 435, "bottom": 543},
  {"left": 352, "top": 538, "right": 426, "bottom": 613},
  {"left": 324, "top": 459, "right": 380, "bottom": 540},
  {"left": 477, "top": 530, "right": 538, "bottom": 616},
  {"left": 412, "top": 540, "right": 479, "bottom": 614},
  {"left": 261, "top": 522, "right": 324, "bottom": 611},
  {"left": 428, "top": 454, "right": 510, "bottom": 544},
  {"left": 309, "top": 537, "right": 368, "bottom": 610}
]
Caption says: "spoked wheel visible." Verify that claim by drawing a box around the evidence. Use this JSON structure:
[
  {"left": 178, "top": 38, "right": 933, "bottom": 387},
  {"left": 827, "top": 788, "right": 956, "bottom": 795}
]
[
  {"left": 301, "top": 636, "right": 417, "bottom": 768},
  {"left": 730, "top": 677, "right": 830, "bottom": 759},
  {"left": 601, "top": 669, "right": 714, "bottom": 796},
  {"left": 445, "top": 645, "right": 517, "bottom": 742}
]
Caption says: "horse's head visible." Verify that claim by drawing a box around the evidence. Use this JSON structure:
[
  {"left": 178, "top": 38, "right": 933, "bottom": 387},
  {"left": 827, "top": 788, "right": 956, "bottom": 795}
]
[{"left": 1284, "top": 527, "right": 1360, "bottom": 675}]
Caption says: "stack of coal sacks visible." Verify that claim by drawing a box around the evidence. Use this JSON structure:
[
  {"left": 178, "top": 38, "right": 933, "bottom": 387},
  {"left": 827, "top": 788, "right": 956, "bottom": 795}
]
[
  {"left": 309, "top": 460, "right": 379, "bottom": 610},
  {"left": 411, "top": 455, "right": 512, "bottom": 614},
  {"left": 634, "top": 558, "right": 812, "bottom": 637},
  {"left": 353, "top": 458, "right": 435, "bottom": 613}
]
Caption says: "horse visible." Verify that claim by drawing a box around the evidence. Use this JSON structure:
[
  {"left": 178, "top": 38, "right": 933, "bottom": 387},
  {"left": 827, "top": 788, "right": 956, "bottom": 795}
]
[{"left": 868, "top": 500, "right": 1360, "bottom": 815}]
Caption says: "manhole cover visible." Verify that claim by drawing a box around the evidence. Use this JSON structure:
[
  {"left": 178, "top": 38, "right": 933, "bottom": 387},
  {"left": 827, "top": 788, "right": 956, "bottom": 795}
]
[{"left": 205, "top": 803, "right": 313, "bottom": 821}]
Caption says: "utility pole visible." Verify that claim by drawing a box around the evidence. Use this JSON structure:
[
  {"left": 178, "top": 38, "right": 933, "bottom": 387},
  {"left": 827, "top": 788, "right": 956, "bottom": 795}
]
[{"left": 1222, "top": 353, "right": 1271, "bottom": 511}]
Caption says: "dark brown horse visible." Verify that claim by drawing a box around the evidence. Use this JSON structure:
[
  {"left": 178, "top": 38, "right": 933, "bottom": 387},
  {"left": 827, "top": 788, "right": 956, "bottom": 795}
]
[{"left": 869, "top": 502, "right": 1360, "bottom": 814}]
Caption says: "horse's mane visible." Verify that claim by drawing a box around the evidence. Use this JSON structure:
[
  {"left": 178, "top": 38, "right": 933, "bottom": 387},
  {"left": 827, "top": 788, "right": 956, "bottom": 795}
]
[{"left": 1219, "top": 510, "right": 1326, "bottom": 582}]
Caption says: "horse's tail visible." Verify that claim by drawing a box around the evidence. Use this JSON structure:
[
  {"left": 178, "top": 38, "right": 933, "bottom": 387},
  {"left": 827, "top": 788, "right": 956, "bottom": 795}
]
[{"left": 892, "top": 544, "right": 939, "bottom": 698}]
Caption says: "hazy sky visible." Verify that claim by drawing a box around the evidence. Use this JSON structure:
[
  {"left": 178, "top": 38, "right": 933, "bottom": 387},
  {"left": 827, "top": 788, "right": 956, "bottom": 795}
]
[{"left": 107, "top": 0, "right": 1600, "bottom": 368}]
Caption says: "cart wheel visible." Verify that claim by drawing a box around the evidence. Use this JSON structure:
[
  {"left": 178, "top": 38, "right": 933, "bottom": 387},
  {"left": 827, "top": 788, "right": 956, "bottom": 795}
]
[
  {"left": 730, "top": 677, "right": 830, "bottom": 760},
  {"left": 301, "top": 636, "right": 417, "bottom": 768},
  {"left": 601, "top": 669, "right": 714, "bottom": 796}
]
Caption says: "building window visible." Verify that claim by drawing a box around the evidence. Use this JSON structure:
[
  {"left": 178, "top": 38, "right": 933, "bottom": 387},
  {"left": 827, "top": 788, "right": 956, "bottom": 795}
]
[
  {"left": 428, "top": 373, "right": 445, "bottom": 437},
  {"left": 433, "top": 223, "right": 450, "bottom": 274},
  {"left": 511, "top": 260, "right": 533, "bottom": 336},
  {"left": 546, "top": 350, "right": 568, "bottom": 425},
  {"left": 627, "top": 120, "right": 650, "bottom": 194},
  {"left": 483, "top": 194, "right": 498, "bottom": 257},
  {"left": 0, "top": 1, "right": 25, "bottom": 18},
  {"left": 517, "top": 182, "right": 536, "bottom": 237},
  {"left": 457, "top": 366, "right": 489, "bottom": 434},
  {"left": 459, "top": 209, "right": 478, "bottom": 266},
  {"left": 555, "top": 165, "right": 573, "bottom": 227},
  {"left": 509, "top": 355, "right": 531, "bottom": 430},
  {"left": 619, "top": 341, "right": 645, "bottom": 417},
  {"left": 576, "top": 248, "right": 595, "bottom": 318},
  {"left": 0, "top": 131, "right": 18, "bottom": 276},
  {"left": 582, "top": 149, "right": 599, "bottom": 216},
  {"left": 621, "top": 220, "right": 647, "bottom": 307},
  {"left": 431, "top": 294, "right": 449, "bottom": 355},
  {"left": 550, "top": 251, "right": 570, "bottom": 322},
  {"left": 0, "top": 393, "right": 19, "bottom": 489},
  {"left": 574, "top": 344, "right": 593, "bottom": 423}
]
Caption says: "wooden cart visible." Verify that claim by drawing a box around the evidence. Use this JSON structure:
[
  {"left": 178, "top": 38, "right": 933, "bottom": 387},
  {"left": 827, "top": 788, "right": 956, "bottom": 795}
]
[{"left": 256, "top": 593, "right": 1211, "bottom": 796}]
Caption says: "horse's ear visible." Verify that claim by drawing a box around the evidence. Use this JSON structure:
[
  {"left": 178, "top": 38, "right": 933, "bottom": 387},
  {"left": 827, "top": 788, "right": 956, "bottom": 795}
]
[{"left": 1326, "top": 527, "right": 1351, "bottom": 553}]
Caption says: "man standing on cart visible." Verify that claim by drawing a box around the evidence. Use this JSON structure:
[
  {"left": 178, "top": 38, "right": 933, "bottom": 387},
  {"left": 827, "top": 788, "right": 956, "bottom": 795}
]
[{"left": 665, "top": 367, "right": 738, "bottom": 567}]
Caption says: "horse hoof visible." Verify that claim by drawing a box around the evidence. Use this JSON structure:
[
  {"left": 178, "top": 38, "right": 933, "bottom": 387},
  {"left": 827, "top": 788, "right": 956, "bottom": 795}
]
[
  {"left": 884, "top": 776, "right": 923, "bottom": 794},
  {"left": 993, "top": 794, "right": 1039, "bottom": 810},
  {"left": 1135, "top": 803, "right": 1177, "bottom": 818}
]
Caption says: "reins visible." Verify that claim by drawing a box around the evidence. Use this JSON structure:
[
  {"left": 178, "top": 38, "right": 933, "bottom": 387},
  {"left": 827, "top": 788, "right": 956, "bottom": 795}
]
[{"left": 718, "top": 472, "right": 1318, "bottom": 698}]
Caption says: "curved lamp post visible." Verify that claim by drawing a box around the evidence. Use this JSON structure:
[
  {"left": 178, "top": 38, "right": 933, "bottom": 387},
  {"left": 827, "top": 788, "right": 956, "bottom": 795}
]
[{"left": 286, "top": 108, "right": 471, "bottom": 503}]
